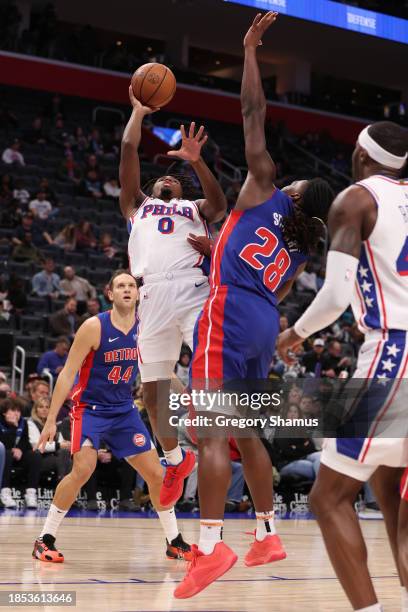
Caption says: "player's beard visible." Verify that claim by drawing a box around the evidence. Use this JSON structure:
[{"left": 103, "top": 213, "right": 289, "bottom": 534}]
[{"left": 160, "top": 187, "right": 173, "bottom": 201}]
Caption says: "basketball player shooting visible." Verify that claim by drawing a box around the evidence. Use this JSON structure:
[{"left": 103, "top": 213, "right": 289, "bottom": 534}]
[
  {"left": 33, "top": 271, "right": 192, "bottom": 564},
  {"left": 277, "top": 121, "right": 408, "bottom": 612},
  {"left": 174, "top": 12, "right": 334, "bottom": 599},
  {"left": 119, "top": 87, "right": 227, "bottom": 508}
]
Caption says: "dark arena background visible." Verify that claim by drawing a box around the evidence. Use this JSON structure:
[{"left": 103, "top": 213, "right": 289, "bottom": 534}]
[{"left": 0, "top": 0, "right": 407, "bottom": 610}]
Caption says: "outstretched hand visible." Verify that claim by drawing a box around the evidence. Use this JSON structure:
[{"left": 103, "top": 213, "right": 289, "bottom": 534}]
[
  {"left": 35, "top": 420, "right": 57, "bottom": 453},
  {"left": 276, "top": 327, "right": 305, "bottom": 365},
  {"left": 243, "top": 11, "right": 278, "bottom": 49},
  {"left": 167, "top": 122, "right": 208, "bottom": 163}
]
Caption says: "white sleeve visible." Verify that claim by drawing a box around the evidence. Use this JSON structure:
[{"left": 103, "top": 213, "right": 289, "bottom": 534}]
[{"left": 294, "top": 250, "right": 359, "bottom": 339}]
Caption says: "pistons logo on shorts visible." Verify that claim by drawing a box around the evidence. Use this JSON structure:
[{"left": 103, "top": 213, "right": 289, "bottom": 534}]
[{"left": 133, "top": 433, "right": 146, "bottom": 447}]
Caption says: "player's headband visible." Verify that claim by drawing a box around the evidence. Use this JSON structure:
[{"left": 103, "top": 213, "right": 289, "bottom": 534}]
[{"left": 358, "top": 126, "right": 408, "bottom": 170}]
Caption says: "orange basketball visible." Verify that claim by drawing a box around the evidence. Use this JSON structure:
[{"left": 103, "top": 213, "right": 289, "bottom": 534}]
[{"left": 131, "top": 63, "right": 176, "bottom": 109}]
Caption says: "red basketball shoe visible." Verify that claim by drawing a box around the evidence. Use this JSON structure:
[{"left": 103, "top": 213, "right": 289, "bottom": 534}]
[
  {"left": 174, "top": 542, "right": 238, "bottom": 599},
  {"left": 244, "top": 533, "right": 286, "bottom": 567},
  {"left": 160, "top": 450, "right": 196, "bottom": 507},
  {"left": 32, "top": 535, "right": 64, "bottom": 563}
]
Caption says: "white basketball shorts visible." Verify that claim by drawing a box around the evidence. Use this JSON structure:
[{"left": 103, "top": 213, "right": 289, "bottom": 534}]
[
  {"left": 321, "top": 329, "right": 408, "bottom": 481},
  {"left": 137, "top": 269, "right": 209, "bottom": 382}
]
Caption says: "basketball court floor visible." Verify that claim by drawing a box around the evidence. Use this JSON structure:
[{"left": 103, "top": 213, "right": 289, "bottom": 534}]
[{"left": 0, "top": 511, "right": 400, "bottom": 611}]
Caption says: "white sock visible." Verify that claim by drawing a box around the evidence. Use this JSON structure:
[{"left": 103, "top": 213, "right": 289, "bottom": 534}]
[
  {"left": 255, "top": 511, "right": 276, "bottom": 541},
  {"left": 199, "top": 519, "right": 223, "bottom": 555},
  {"left": 157, "top": 508, "right": 179, "bottom": 543},
  {"left": 402, "top": 586, "right": 408, "bottom": 611},
  {"left": 26, "top": 488, "right": 37, "bottom": 496},
  {"left": 39, "top": 504, "right": 68, "bottom": 539},
  {"left": 355, "top": 604, "right": 383, "bottom": 612},
  {"left": 163, "top": 445, "right": 183, "bottom": 466}
]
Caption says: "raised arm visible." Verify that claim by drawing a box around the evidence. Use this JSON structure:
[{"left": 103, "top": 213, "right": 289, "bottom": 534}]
[
  {"left": 167, "top": 122, "right": 227, "bottom": 223},
  {"left": 119, "top": 86, "right": 155, "bottom": 219},
  {"left": 239, "top": 12, "right": 278, "bottom": 199},
  {"left": 36, "top": 317, "right": 101, "bottom": 451},
  {"left": 276, "top": 186, "right": 377, "bottom": 362}
]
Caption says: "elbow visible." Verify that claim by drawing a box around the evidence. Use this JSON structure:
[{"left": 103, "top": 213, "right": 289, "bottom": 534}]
[
  {"left": 241, "top": 103, "right": 266, "bottom": 119},
  {"left": 121, "top": 139, "right": 134, "bottom": 150}
]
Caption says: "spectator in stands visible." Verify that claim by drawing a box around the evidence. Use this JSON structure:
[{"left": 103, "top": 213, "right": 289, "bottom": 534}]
[
  {"left": 49, "top": 115, "right": 68, "bottom": 147},
  {"left": 0, "top": 397, "right": 42, "bottom": 508},
  {"left": 25, "top": 116, "right": 48, "bottom": 145},
  {"left": 26, "top": 379, "right": 50, "bottom": 416},
  {"left": 301, "top": 338, "right": 325, "bottom": 376},
  {"left": 175, "top": 353, "right": 191, "bottom": 387},
  {"left": 84, "top": 153, "right": 100, "bottom": 174},
  {"left": 27, "top": 397, "right": 71, "bottom": 481},
  {"left": 37, "top": 337, "right": 69, "bottom": 380},
  {"left": 88, "top": 127, "right": 104, "bottom": 156},
  {"left": 99, "top": 232, "right": 117, "bottom": 258},
  {"left": 0, "top": 300, "right": 11, "bottom": 323},
  {"left": 0, "top": 105, "right": 18, "bottom": 134},
  {"left": 53, "top": 223, "right": 76, "bottom": 251},
  {"left": 31, "top": 257, "right": 61, "bottom": 298},
  {"left": 0, "top": 197, "right": 22, "bottom": 228},
  {"left": 98, "top": 283, "right": 112, "bottom": 311},
  {"left": 83, "top": 170, "right": 103, "bottom": 199},
  {"left": 274, "top": 432, "right": 321, "bottom": 484},
  {"left": 103, "top": 177, "right": 121, "bottom": 199},
  {"left": 225, "top": 180, "right": 241, "bottom": 211},
  {"left": 44, "top": 93, "right": 65, "bottom": 119},
  {"left": 280, "top": 315, "right": 289, "bottom": 331},
  {"left": 0, "top": 382, "right": 12, "bottom": 400},
  {"left": 60, "top": 266, "right": 97, "bottom": 308},
  {"left": 299, "top": 395, "right": 320, "bottom": 418},
  {"left": 2, "top": 139, "right": 24, "bottom": 166},
  {"left": 12, "top": 179, "right": 30, "bottom": 207},
  {"left": 0, "top": 173, "right": 13, "bottom": 204},
  {"left": 37, "top": 177, "right": 57, "bottom": 205},
  {"left": 321, "top": 340, "right": 351, "bottom": 378},
  {"left": 58, "top": 148, "right": 82, "bottom": 184},
  {"left": 49, "top": 297, "right": 79, "bottom": 339},
  {"left": 69, "top": 126, "right": 88, "bottom": 152},
  {"left": 29, "top": 190, "right": 53, "bottom": 221},
  {"left": 13, "top": 212, "right": 53, "bottom": 248},
  {"left": 11, "top": 232, "right": 43, "bottom": 263},
  {"left": 79, "top": 298, "right": 100, "bottom": 325},
  {"left": 74, "top": 220, "right": 97, "bottom": 250},
  {"left": 7, "top": 273, "right": 27, "bottom": 313},
  {"left": 287, "top": 385, "right": 302, "bottom": 407},
  {"left": 296, "top": 262, "right": 318, "bottom": 294}
]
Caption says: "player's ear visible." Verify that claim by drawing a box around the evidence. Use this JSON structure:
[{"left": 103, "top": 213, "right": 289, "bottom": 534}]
[
  {"left": 360, "top": 148, "right": 370, "bottom": 166},
  {"left": 290, "top": 192, "right": 301, "bottom": 203}
]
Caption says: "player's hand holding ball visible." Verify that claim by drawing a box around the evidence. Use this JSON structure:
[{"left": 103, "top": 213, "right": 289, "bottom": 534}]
[
  {"left": 244, "top": 11, "right": 278, "bottom": 48},
  {"left": 130, "top": 62, "right": 176, "bottom": 113}
]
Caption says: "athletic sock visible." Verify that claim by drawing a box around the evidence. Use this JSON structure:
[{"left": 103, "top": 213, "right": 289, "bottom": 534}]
[
  {"left": 355, "top": 604, "right": 383, "bottom": 612},
  {"left": 401, "top": 586, "right": 408, "bottom": 611},
  {"left": 39, "top": 504, "right": 68, "bottom": 539},
  {"left": 199, "top": 519, "right": 223, "bottom": 555},
  {"left": 163, "top": 445, "right": 183, "bottom": 466},
  {"left": 157, "top": 508, "right": 179, "bottom": 543},
  {"left": 255, "top": 511, "right": 276, "bottom": 541}
]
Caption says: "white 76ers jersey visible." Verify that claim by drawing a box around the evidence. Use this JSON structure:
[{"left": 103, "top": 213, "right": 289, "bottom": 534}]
[
  {"left": 350, "top": 175, "right": 408, "bottom": 333},
  {"left": 127, "top": 197, "right": 210, "bottom": 278}
]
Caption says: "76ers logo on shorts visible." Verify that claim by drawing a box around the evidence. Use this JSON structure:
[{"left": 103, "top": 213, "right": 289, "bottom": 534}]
[{"left": 133, "top": 433, "right": 146, "bottom": 447}]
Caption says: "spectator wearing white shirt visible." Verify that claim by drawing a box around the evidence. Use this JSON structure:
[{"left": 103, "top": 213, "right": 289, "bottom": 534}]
[
  {"left": 2, "top": 140, "right": 25, "bottom": 166},
  {"left": 29, "top": 191, "right": 53, "bottom": 220},
  {"left": 103, "top": 178, "right": 121, "bottom": 199},
  {"left": 12, "top": 179, "right": 30, "bottom": 206}
]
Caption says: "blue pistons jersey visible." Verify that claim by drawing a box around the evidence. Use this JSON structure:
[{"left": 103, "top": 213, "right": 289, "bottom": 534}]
[
  {"left": 71, "top": 311, "right": 138, "bottom": 407},
  {"left": 210, "top": 189, "right": 308, "bottom": 304}
]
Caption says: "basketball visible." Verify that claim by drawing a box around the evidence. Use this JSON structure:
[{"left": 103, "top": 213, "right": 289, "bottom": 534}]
[{"left": 131, "top": 62, "right": 176, "bottom": 109}]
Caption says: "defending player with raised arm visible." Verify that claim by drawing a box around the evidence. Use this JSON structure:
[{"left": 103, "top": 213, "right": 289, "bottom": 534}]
[
  {"left": 32, "top": 271, "right": 192, "bottom": 564},
  {"left": 120, "top": 85, "right": 227, "bottom": 513},
  {"left": 277, "top": 121, "right": 408, "bottom": 611},
  {"left": 174, "top": 13, "right": 334, "bottom": 600}
]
